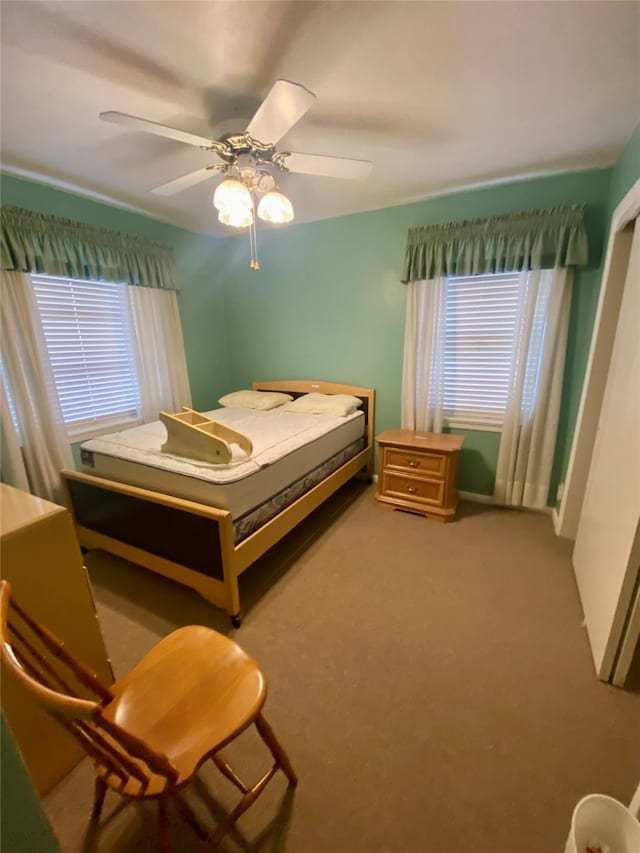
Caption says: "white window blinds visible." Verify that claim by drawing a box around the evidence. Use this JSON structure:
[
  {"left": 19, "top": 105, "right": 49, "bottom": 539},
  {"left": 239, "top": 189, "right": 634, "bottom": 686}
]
[
  {"left": 30, "top": 274, "right": 141, "bottom": 439},
  {"left": 443, "top": 273, "right": 520, "bottom": 427},
  {"left": 443, "top": 272, "right": 552, "bottom": 428}
]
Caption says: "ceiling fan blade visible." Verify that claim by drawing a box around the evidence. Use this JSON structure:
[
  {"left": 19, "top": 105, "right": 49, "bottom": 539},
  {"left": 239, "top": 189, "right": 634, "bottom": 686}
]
[
  {"left": 284, "top": 152, "right": 372, "bottom": 181},
  {"left": 151, "top": 166, "right": 218, "bottom": 196},
  {"left": 246, "top": 80, "right": 316, "bottom": 145},
  {"left": 100, "top": 111, "right": 213, "bottom": 149}
]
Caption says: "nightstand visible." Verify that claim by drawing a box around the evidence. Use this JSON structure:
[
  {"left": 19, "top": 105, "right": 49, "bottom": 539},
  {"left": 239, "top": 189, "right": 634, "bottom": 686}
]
[{"left": 375, "top": 429, "right": 465, "bottom": 522}]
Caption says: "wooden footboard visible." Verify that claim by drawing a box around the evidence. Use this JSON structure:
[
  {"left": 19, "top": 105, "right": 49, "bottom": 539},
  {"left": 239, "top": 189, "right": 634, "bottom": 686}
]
[
  {"left": 62, "top": 381, "right": 374, "bottom": 625},
  {"left": 62, "top": 470, "right": 241, "bottom": 617}
]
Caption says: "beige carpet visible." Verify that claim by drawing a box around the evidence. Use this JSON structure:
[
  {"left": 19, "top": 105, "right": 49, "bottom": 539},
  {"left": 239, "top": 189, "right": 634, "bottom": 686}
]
[{"left": 43, "top": 482, "right": 640, "bottom": 853}]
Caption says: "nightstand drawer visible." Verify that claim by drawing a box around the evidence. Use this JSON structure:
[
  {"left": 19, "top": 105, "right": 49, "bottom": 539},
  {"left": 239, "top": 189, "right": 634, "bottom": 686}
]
[
  {"left": 384, "top": 447, "right": 446, "bottom": 479},
  {"left": 380, "top": 472, "right": 444, "bottom": 507}
]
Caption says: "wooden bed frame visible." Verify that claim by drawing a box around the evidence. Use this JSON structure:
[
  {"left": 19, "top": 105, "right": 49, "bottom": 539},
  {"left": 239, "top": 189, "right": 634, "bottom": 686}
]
[{"left": 62, "top": 380, "right": 375, "bottom": 626}]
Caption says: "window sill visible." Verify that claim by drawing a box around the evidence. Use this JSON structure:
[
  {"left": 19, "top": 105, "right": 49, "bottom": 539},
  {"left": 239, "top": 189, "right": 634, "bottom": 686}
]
[{"left": 67, "top": 417, "right": 142, "bottom": 443}]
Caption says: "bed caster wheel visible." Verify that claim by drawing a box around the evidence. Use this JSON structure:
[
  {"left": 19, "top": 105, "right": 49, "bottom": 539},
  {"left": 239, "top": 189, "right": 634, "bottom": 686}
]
[{"left": 230, "top": 613, "right": 242, "bottom": 628}]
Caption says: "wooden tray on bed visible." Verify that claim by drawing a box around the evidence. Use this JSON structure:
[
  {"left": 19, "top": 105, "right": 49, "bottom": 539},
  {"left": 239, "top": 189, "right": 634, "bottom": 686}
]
[
  {"left": 160, "top": 407, "right": 253, "bottom": 464},
  {"left": 62, "top": 380, "right": 374, "bottom": 626}
]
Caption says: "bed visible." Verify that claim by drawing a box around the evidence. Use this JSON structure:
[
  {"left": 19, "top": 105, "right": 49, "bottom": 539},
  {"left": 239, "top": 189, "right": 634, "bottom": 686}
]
[{"left": 62, "top": 380, "right": 375, "bottom": 625}]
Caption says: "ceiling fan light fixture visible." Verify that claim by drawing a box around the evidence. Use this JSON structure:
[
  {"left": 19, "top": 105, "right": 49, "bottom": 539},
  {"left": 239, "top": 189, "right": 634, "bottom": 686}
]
[
  {"left": 257, "top": 191, "right": 294, "bottom": 224},
  {"left": 100, "top": 79, "right": 372, "bottom": 270},
  {"left": 218, "top": 207, "right": 254, "bottom": 229},
  {"left": 213, "top": 178, "right": 252, "bottom": 212}
]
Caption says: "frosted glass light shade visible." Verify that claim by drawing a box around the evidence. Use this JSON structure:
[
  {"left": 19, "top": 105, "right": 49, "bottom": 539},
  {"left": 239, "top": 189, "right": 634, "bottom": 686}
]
[
  {"left": 257, "top": 191, "right": 294, "bottom": 224},
  {"left": 218, "top": 207, "right": 253, "bottom": 228},
  {"left": 213, "top": 178, "right": 252, "bottom": 212}
]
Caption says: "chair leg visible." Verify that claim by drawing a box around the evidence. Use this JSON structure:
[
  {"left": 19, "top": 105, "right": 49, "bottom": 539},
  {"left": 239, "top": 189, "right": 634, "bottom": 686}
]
[
  {"left": 207, "top": 715, "right": 297, "bottom": 849},
  {"left": 255, "top": 713, "right": 298, "bottom": 787},
  {"left": 91, "top": 777, "right": 107, "bottom": 820},
  {"left": 209, "top": 767, "right": 275, "bottom": 849},
  {"left": 213, "top": 751, "right": 249, "bottom": 793},
  {"left": 157, "top": 795, "right": 172, "bottom": 853},
  {"left": 174, "top": 794, "right": 210, "bottom": 842}
]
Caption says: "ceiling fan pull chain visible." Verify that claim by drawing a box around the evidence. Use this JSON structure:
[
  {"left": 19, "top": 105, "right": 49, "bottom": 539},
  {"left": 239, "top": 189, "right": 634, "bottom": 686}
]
[
  {"left": 247, "top": 194, "right": 254, "bottom": 268},
  {"left": 247, "top": 197, "right": 259, "bottom": 270},
  {"left": 251, "top": 217, "right": 260, "bottom": 270}
]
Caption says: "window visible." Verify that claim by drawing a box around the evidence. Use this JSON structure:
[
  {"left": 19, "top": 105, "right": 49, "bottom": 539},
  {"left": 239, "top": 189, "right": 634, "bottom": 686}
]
[
  {"left": 443, "top": 272, "right": 550, "bottom": 430},
  {"left": 30, "top": 274, "right": 141, "bottom": 440}
]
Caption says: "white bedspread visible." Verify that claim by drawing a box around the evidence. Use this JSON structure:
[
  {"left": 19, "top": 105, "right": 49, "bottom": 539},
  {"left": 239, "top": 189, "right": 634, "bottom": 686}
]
[{"left": 82, "top": 407, "right": 364, "bottom": 485}]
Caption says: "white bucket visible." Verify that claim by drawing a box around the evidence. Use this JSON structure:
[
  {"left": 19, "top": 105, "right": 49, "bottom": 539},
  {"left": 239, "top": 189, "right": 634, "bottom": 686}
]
[{"left": 565, "top": 794, "right": 640, "bottom": 853}]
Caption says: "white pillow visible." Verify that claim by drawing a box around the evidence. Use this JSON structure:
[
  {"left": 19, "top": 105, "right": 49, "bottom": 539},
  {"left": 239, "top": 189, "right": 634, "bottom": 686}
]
[
  {"left": 218, "top": 389, "right": 293, "bottom": 411},
  {"left": 282, "top": 393, "right": 363, "bottom": 416}
]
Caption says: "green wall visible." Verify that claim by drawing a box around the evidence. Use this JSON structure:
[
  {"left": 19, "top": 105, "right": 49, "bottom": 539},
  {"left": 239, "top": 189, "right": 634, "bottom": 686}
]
[
  {"left": 1, "top": 714, "right": 60, "bottom": 852},
  {"left": 4, "top": 146, "right": 637, "bottom": 500},
  {"left": 0, "top": 175, "right": 228, "bottom": 412},
  {"left": 219, "top": 168, "right": 612, "bottom": 498}
]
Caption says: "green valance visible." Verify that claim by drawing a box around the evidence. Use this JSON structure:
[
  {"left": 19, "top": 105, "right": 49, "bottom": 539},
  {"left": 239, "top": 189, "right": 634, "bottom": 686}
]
[
  {"left": 401, "top": 205, "right": 588, "bottom": 283},
  {"left": 1, "top": 206, "right": 180, "bottom": 290}
]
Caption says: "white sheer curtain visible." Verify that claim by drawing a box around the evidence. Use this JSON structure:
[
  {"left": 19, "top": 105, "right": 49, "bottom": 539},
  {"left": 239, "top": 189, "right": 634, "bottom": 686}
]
[
  {"left": 1, "top": 378, "right": 30, "bottom": 493},
  {"left": 401, "top": 267, "right": 572, "bottom": 510},
  {"left": 0, "top": 269, "right": 73, "bottom": 503},
  {"left": 494, "top": 267, "right": 572, "bottom": 509},
  {"left": 127, "top": 286, "right": 192, "bottom": 422},
  {"left": 401, "top": 277, "right": 447, "bottom": 431}
]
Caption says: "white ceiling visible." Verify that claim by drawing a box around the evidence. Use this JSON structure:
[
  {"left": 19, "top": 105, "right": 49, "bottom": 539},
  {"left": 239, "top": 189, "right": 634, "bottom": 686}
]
[{"left": 1, "top": 1, "right": 639, "bottom": 237}]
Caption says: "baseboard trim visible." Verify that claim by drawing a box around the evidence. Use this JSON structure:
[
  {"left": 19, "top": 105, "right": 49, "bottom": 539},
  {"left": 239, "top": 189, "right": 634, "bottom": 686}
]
[
  {"left": 458, "top": 490, "right": 495, "bottom": 504},
  {"left": 459, "top": 491, "right": 553, "bottom": 515}
]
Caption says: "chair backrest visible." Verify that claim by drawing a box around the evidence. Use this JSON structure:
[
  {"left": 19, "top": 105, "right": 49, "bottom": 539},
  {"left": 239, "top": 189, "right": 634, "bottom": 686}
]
[{"left": 0, "top": 579, "right": 178, "bottom": 791}]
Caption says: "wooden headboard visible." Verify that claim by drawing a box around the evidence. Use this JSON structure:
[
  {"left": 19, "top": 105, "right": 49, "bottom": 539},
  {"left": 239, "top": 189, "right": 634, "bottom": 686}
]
[{"left": 252, "top": 379, "right": 375, "bottom": 451}]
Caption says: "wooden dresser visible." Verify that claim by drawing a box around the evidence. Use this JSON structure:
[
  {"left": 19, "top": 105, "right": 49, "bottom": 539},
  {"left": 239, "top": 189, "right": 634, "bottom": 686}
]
[
  {"left": 0, "top": 484, "right": 113, "bottom": 794},
  {"left": 375, "top": 429, "right": 465, "bottom": 522}
]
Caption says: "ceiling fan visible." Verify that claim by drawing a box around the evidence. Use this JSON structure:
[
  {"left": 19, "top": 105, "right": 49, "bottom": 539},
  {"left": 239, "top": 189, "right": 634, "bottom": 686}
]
[{"left": 100, "top": 79, "right": 373, "bottom": 235}]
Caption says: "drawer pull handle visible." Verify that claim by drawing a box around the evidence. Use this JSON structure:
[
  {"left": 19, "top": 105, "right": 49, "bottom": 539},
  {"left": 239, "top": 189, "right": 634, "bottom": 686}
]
[
  {"left": 407, "top": 486, "right": 418, "bottom": 494},
  {"left": 408, "top": 459, "right": 419, "bottom": 467}
]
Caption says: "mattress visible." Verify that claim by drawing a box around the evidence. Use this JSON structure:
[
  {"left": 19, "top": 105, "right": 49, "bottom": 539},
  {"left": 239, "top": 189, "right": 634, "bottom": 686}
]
[{"left": 80, "top": 407, "right": 365, "bottom": 518}]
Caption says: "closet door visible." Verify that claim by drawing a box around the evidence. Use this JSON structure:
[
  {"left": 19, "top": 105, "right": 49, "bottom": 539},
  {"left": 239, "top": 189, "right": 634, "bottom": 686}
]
[{"left": 572, "top": 218, "right": 640, "bottom": 681}]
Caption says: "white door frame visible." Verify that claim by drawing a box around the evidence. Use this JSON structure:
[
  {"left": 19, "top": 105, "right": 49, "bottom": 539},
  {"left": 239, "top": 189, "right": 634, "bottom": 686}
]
[
  {"left": 612, "top": 523, "right": 640, "bottom": 687},
  {"left": 553, "top": 178, "right": 640, "bottom": 539}
]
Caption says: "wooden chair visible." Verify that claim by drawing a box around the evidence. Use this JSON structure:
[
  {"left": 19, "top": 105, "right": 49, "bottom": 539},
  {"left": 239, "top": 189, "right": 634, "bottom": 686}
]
[{"left": 0, "top": 579, "right": 297, "bottom": 850}]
